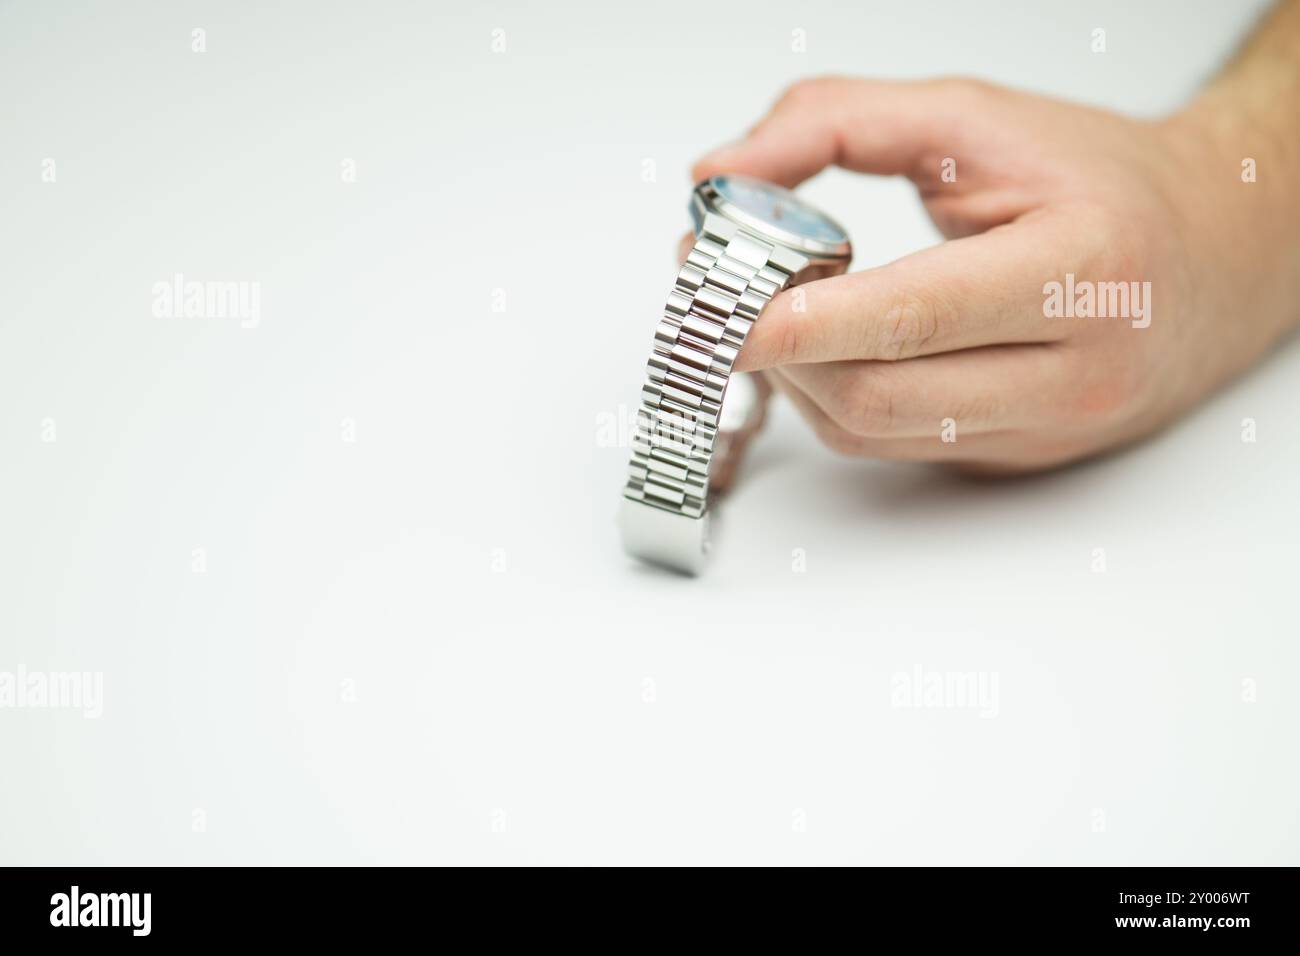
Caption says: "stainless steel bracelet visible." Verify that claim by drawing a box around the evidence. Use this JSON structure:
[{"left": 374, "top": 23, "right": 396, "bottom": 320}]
[{"left": 620, "top": 216, "right": 805, "bottom": 573}]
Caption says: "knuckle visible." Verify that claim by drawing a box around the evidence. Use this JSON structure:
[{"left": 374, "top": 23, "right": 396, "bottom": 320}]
[
  {"left": 817, "top": 421, "right": 866, "bottom": 457},
  {"left": 775, "top": 79, "right": 816, "bottom": 110},
  {"left": 877, "top": 291, "right": 944, "bottom": 361},
  {"left": 953, "top": 388, "right": 1004, "bottom": 427},
  {"left": 863, "top": 387, "right": 898, "bottom": 436},
  {"left": 826, "top": 374, "right": 897, "bottom": 437},
  {"left": 1067, "top": 365, "right": 1138, "bottom": 428},
  {"left": 777, "top": 75, "right": 850, "bottom": 108},
  {"left": 1082, "top": 206, "right": 1148, "bottom": 279},
  {"left": 928, "top": 76, "right": 997, "bottom": 104}
]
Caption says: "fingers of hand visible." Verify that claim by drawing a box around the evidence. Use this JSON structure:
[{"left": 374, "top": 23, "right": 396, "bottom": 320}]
[
  {"left": 768, "top": 367, "right": 1011, "bottom": 461},
  {"left": 691, "top": 76, "right": 992, "bottom": 189},
  {"left": 734, "top": 217, "right": 1081, "bottom": 373},
  {"left": 772, "top": 343, "right": 1070, "bottom": 443}
]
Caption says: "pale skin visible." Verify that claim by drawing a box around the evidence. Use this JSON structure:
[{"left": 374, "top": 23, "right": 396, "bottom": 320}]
[{"left": 685, "top": 0, "right": 1300, "bottom": 474}]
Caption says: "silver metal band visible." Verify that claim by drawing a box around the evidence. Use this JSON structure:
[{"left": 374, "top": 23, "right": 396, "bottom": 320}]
[{"left": 620, "top": 218, "right": 799, "bottom": 573}]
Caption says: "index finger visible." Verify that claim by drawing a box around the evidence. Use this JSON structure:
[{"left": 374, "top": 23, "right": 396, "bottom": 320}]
[{"left": 692, "top": 76, "right": 969, "bottom": 189}]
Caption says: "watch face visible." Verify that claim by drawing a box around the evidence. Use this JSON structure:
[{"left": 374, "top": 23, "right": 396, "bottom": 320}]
[{"left": 710, "top": 174, "right": 848, "bottom": 245}]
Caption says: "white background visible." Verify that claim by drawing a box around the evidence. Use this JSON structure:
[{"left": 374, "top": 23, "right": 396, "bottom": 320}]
[{"left": 1, "top": 0, "right": 1295, "bottom": 864}]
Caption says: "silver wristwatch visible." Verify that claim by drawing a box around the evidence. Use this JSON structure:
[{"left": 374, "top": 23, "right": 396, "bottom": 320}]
[{"left": 620, "top": 175, "right": 852, "bottom": 574}]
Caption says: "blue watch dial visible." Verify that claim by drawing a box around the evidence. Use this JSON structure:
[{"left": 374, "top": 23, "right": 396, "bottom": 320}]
[{"left": 711, "top": 174, "right": 847, "bottom": 244}]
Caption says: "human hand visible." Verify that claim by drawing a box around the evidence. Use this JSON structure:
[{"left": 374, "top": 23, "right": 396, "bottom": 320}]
[{"left": 689, "top": 75, "right": 1300, "bottom": 473}]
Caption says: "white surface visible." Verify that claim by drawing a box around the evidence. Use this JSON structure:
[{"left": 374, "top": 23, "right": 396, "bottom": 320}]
[{"left": 1, "top": 0, "right": 1295, "bottom": 865}]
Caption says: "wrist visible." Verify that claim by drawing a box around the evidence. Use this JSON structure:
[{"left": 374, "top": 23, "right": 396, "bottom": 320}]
[{"left": 1160, "top": 94, "right": 1300, "bottom": 338}]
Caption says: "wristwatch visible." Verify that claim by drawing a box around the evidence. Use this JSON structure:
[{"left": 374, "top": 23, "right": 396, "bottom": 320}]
[{"left": 620, "top": 174, "right": 852, "bottom": 574}]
